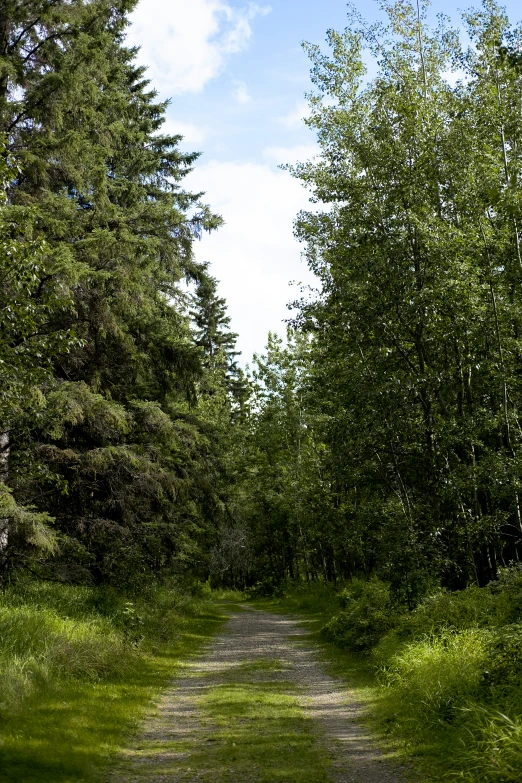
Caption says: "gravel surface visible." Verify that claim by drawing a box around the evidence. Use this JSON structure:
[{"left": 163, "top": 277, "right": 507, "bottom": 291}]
[{"left": 111, "top": 606, "right": 406, "bottom": 783}]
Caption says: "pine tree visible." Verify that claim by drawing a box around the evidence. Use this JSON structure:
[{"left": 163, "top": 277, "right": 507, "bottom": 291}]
[
  {"left": 191, "top": 265, "right": 240, "bottom": 375},
  {"left": 1, "top": 0, "right": 225, "bottom": 584}
]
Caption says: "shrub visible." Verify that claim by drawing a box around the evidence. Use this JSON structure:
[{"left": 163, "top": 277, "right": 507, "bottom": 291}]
[
  {"left": 490, "top": 564, "right": 522, "bottom": 624},
  {"left": 395, "top": 586, "right": 498, "bottom": 641},
  {"left": 321, "top": 578, "right": 395, "bottom": 651},
  {"left": 247, "top": 577, "right": 287, "bottom": 598},
  {"left": 481, "top": 624, "right": 522, "bottom": 691},
  {"left": 371, "top": 630, "right": 406, "bottom": 668}
]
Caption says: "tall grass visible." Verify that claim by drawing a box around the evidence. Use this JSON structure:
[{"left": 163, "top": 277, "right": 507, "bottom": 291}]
[
  {"left": 256, "top": 568, "right": 522, "bottom": 783},
  {"left": 0, "top": 584, "right": 127, "bottom": 714},
  {"left": 454, "top": 709, "right": 522, "bottom": 782},
  {"left": 381, "top": 629, "right": 490, "bottom": 727},
  {"left": 0, "top": 578, "right": 230, "bottom": 783}
]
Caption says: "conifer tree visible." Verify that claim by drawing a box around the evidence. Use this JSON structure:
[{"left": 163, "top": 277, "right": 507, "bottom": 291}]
[
  {"left": 1, "top": 0, "right": 224, "bottom": 584},
  {"left": 191, "top": 265, "right": 239, "bottom": 375},
  {"left": 0, "top": 141, "right": 70, "bottom": 577},
  {"left": 190, "top": 264, "right": 252, "bottom": 420}
]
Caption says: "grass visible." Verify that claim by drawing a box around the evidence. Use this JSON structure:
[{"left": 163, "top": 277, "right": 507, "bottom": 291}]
[
  {"left": 252, "top": 578, "right": 522, "bottom": 783},
  {"left": 197, "top": 677, "right": 330, "bottom": 783},
  {"left": 111, "top": 608, "right": 333, "bottom": 783},
  {"left": 5, "top": 576, "right": 521, "bottom": 783},
  {"left": 0, "top": 579, "right": 233, "bottom": 783},
  {"left": 252, "top": 582, "right": 377, "bottom": 689}
]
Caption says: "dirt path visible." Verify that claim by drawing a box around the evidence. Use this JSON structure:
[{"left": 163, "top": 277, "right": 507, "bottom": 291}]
[{"left": 111, "top": 606, "right": 406, "bottom": 783}]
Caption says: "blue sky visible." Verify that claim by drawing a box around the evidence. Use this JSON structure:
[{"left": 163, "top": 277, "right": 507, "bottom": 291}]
[{"left": 127, "top": 1, "right": 522, "bottom": 363}]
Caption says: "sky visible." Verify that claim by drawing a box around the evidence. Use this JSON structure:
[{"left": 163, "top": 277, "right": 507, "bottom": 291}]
[{"left": 126, "top": 0, "right": 522, "bottom": 364}]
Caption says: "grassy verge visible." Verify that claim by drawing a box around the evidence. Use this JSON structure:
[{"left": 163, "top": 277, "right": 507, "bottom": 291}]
[
  {"left": 251, "top": 578, "right": 522, "bottom": 783},
  {"left": 0, "top": 580, "right": 233, "bottom": 783}
]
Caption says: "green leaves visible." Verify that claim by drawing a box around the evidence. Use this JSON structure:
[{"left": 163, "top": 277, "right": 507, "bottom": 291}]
[
  {"left": 241, "top": 1, "right": 522, "bottom": 599},
  {"left": 0, "top": 3, "right": 229, "bottom": 585}
]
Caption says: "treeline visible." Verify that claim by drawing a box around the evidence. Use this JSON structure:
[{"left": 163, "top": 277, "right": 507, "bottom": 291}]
[
  {"left": 0, "top": 0, "right": 245, "bottom": 588},
  {"left": 232, "top": 1, "right": 522, "bottom": 604},
  {"left": 4, "top": 0, "right": 522, "bottom": 606}
]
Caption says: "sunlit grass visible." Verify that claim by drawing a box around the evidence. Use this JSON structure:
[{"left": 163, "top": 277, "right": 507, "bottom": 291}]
[
  {"left": 253, "top": 580, "right": 522, "bottom": 783},
  {"left": 197, "top": 678, "right": 331, "bottom": 783},
  {"left": 0, "top": 581, "right": 229, "bottom": 783},
  {"left": 114, "top": 649, "right": 332, "bottom": 783}
]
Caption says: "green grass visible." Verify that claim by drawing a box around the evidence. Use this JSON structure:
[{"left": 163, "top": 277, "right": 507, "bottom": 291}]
[
  {"left": 112, "top": 651, "right": 332, "bottom": 783},
  {"left": 197, "top": 652, "right": 331, "bottom": 783},
  {"left": 252, "top": 582, "right": 377, "bottom": 689},
  {"left": 197, "top": 678, "right": 330, "bottom": 783},
  {"left": 251, "top": 584, "right": 411, "bottom": 778},
  {"left": 5, "top": 577, "right": 521, "bottom": 783},
  {"left": 252, "top": 579, "right": 522, "bottom": 783},
  {"left": 0, "top": 580, "right": 232, "bottom": 783}
]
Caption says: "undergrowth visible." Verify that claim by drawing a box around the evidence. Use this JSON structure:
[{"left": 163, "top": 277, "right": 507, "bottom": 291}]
[
  {"left": 0, "top": 578, "right": 233, "bottom": 783},
  {"left": 253, "top": 568, "right": 522, "bottom": 783}
]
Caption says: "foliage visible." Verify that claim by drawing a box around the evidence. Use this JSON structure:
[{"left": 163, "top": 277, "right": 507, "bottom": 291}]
[
  {"left": 0, "top": 0, "right": 242, "bottom": 585},
  {"left": 321, "top": 578, "right": 394, "bottom": 651},
  {"left": 0, "top": 578, "right": 228, "bottom": 783},
  {"left": 481, "top": 623, "right": 522, "bottom": 689},
  {"left": 0, "top": 576, "right": 226, "bottom": 714},
  {"left": 382, "top": 628, "right": 490, "bottom": 725},
  {"left": 241, "top": 0, "right": 522, "bottom": 604}
]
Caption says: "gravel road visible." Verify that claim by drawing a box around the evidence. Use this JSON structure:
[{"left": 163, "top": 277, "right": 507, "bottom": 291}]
[{"left": 111, "top": 606, "right": 406, "bottom": 783}]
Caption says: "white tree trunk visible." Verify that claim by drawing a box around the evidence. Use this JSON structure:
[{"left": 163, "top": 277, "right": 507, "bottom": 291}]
[{"left": 0, "top": 430, "right": 9, "bottom": 551}]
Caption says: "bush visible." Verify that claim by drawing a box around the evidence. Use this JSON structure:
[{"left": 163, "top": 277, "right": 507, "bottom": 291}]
[
  {"left": 247, "top": 577, "right": 287, "bottom": 598},
  {"left": 321, "top": 578, "right": 395, "bottom": 651},
  {"left": 481, "top": 624, "right": 522, "bottom": 691},
  {"left": 395, "top": 586, "right": 498, "bottom": 640},
  {"left": 490, "top": 564, "right": 522, "bottom": 624}
]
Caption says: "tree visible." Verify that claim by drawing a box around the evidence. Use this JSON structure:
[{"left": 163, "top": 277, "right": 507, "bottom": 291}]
[
  {"left": 191, "top": 264, "right": 239, "bottom": 374},
  {"left": 1, "top": 1, "right": 226, "bottom": 585},
  {"left": 0, "top": 140, "right": 73, "bottom": 577},
  {"left": 237, "top": 1, "right": 522, "bottom": 602}
]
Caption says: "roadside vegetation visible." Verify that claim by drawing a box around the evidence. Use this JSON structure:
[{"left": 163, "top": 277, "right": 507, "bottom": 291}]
[
  {"left": 255, "top": 571, "right": 522, "bottom": 783},
  {"left": 0, "top": 579, "right": 229, "bottom": 783},
  {"left": 3, "top": 1, "right": 522, "bottom": 780}
]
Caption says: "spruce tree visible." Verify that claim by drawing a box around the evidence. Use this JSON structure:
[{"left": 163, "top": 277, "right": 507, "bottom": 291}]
[
  {"left": 0, "top": 141, "right": 70, "bottom": 578},
  {"left": 191, "top": 265, "right": 240, "bottom": 375},
  {"left": 1, "top": 0, "right": 225, "bottom": 584}
]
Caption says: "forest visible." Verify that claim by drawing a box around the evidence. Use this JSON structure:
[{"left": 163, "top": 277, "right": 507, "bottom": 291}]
[{"left": 1, "top": 1, "right": 522, "bottom": 782}]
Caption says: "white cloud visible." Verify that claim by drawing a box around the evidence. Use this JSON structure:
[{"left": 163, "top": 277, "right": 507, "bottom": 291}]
[
  {"left": 442, "top": 68, "right": 468, "bottom": 87},
  {"left": 278, "top": 100, "right": 309, "bottom": 129},
  {"left": 232, "top": 80, "right": 252, "bottom": 104},
  {"left": 187, "top": 160, "right": 317, "bottom": 362},
  {"left": 161, "top": 117, "right": 208, "bottom": 146},
  {"left": 127, "top": 1, "right": 271, "bottom": 95},
  {"left": 263, "top": 143, "right": 319, "bottom": 166}
]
